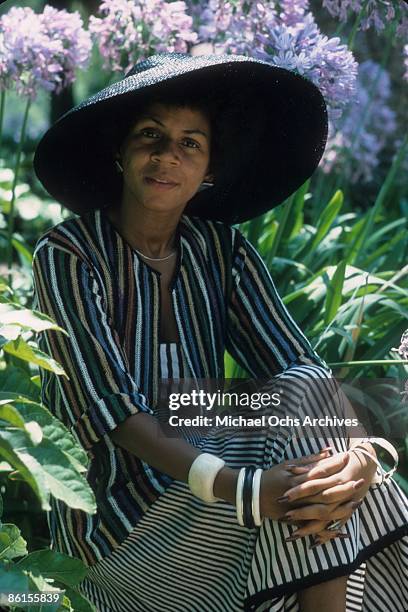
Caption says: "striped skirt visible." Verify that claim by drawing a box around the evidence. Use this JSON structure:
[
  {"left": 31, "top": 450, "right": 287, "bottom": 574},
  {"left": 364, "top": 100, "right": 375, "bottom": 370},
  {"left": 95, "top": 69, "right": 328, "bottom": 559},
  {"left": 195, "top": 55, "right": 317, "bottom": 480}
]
[{"left": 76, "top": 347, "right": 408, "bottom": 611}]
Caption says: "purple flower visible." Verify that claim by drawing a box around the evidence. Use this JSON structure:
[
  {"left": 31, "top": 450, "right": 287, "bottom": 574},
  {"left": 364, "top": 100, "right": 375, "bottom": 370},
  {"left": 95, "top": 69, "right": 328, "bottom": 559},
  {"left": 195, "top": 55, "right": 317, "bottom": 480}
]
[
  {"left": 89, "top": 0, "right": 198, "bottom": 73},
  {"left": 404, "top": 44, "right": 408, "bottom": 81},
  {"left": 322, "top": 0, "right": 408, "bottom": 39},
  {"left": 190, "top": 1, "right": 357, "bottom": 120},
  {"left": 0, "top": 5, "right": 91, "bottom": 100},
  {"left": 320, "top": 60, "right": 396, "bottom": 184}
]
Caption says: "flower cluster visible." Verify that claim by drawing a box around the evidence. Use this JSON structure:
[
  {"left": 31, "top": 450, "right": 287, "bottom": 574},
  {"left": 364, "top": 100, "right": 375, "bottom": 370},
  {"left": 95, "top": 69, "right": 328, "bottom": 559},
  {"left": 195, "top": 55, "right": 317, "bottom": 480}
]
[
  {"left": 322, "top": 0, "right": 408, "bottom": 39},
  {"left": 89, "top": 0, "right": 198, "bottom": 73},
  {"left": 320, "top": 60, "right": 396, "bottom": 183},
  {"left": 404, "top": 44, "right": 408, "bottom": 81},
  {"left": 0, "top": 5, "right": 91, "bottom": 100},
  {"left": 189, "top": 0, "right": 357, "bottom": 120}
]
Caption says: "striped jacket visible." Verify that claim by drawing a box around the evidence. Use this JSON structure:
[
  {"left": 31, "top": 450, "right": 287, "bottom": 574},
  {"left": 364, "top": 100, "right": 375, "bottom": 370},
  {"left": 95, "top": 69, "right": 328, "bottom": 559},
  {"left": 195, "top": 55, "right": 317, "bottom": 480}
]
[{"left": 32, "top": 208, "right": 328, "bottom": 566}]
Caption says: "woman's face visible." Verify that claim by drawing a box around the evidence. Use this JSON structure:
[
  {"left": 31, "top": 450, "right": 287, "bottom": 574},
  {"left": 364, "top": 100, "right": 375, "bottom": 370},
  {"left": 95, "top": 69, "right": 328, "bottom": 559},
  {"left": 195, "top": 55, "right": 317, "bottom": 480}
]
[{"left": 117, "top": 102, "right": 213, "bottom": 215}]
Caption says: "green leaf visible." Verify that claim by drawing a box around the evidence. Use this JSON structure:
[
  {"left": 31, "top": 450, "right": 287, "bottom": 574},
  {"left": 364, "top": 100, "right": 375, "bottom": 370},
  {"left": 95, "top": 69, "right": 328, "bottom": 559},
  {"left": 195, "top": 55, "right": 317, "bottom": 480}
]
[
  {"left": 324, "top": 259, "right": 346, "bottom": 325},
  {"left": 11, "top": 235, "right": 33, "bottom": 266},
  {"left": 16, "top": 550, "right": 88, "bottom": 588},
  {"left": 0, "top": 303, "right": 68, "bottom": 335},
  {"left": 0, "top": 562, "right": 29, "bottom": 594},
  {"left": 10, "top": 398, "right": 88, "bottom": 472},
  {"left": 3, "top": 339, "right": 68, "bottom": 377},
  {"left": 0, "top": 402, "right": 26, "bottom": 429},
  {"left": 0, "top": 432, "right": 50, "bottom": 510},
  {"left": 0, "top": 429, "right": 96, "bottom": 513},
  {"left": 0, "top": 523, "right": 28, "bottom": 561},
  {"left": 62, "top": 586, "right": 97, "bottom": 612},
  {"left": 0, "top": 367, "right": 41, "bottom": 401},
  {"left": 312, "top": 189, "right": 343, "bottom": 248}
]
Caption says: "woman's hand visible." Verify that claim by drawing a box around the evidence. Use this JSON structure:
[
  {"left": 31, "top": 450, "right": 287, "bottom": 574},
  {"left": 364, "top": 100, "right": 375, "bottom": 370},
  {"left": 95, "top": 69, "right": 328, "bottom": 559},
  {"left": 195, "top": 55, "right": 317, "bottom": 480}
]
[
  {"left": 275, "top": 444, "right": 378, "bottom": 544},
  {"left": 259, "top": 447, "right": 346, "bottom": 520}
]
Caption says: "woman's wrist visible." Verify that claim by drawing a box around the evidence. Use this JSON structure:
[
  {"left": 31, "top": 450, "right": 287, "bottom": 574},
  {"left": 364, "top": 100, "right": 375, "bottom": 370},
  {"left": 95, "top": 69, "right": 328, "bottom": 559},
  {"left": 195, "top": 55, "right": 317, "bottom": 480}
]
[{"left": 213, "top": 466, "right": 240, "bottom": 506}]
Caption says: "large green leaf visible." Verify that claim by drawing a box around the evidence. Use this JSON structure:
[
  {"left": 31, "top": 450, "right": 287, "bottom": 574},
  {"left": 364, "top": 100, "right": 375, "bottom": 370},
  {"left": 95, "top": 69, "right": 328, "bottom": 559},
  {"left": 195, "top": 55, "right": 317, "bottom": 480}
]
[
  {"left": 0, "top": 433, "right": 49, "bottom": 510},
  {"left": 0, "top": 523, "right": 28, "bottom": 561},
  {"left": 3, "top": 339, "right": 68, "bottom": 377},
  {"left": 15, "top": 550, "right": 88, "bottom": 588},
  {"left": 0, "top": 367, "right": 40, "bottom": 401},
  {"left": 62, "top": 586, "right": 96, "bottom": 612},
  {"left": 0, "top": 402, "right": 26, "bottom": 429},
  {"left": 8, "top": 397, "right": 88, "bottom": 473},
  {"left": 0, "top": 429, "right": 96, "bottom": 513},
  {"left": 0, "top": 563, "right": 29, "bottom": 598},
  {"left": 0, "top": 303, "right": 68, "bottom": 335}
]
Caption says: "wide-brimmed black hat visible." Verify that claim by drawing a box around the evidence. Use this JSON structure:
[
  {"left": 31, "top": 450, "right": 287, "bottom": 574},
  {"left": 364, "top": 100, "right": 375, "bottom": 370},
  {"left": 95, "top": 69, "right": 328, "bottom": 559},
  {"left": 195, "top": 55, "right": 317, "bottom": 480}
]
[{"left": 33, "top": 52, "right": 328, "bottom": 225}]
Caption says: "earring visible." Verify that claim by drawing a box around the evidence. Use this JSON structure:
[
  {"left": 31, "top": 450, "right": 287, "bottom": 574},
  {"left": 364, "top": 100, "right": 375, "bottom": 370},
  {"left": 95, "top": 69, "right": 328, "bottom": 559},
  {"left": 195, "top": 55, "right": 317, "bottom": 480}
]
[
  {"left": 115, "top": 159, "right": 123, "bottom": 173},
  {"left": 198, "top": 179, "right": 215, "bottom": 192}
]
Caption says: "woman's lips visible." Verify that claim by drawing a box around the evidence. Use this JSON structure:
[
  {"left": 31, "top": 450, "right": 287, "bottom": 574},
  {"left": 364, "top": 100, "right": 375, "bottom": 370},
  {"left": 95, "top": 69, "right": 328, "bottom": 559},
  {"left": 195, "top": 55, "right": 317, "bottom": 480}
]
[{"left": 144, "top": 177, "right": 179, "bottom": 190}]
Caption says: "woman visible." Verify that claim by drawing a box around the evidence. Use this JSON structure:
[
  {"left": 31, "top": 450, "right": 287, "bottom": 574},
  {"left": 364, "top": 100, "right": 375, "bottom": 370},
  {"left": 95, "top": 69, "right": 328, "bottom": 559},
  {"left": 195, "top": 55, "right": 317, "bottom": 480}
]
[{"left": 32, "top": 53, "right": 407, "bottom": 611}]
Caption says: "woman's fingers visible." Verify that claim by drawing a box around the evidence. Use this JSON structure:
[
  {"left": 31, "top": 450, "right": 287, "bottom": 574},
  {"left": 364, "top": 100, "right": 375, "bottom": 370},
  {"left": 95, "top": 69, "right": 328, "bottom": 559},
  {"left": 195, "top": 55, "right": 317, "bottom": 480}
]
[
  {"left": 288, "top": 478, "right": 365, "bottom": 506},
  {"left": 287, "top": 452, "right": 349, "bottom": 478},
  {"left": 283, "top": 519, "right": 328, "bottom": 539},
  {"left": 285, "top": 448, "right": 333, "bottom": 468},
  {"left": 278, "top": 454, "right": 364, "bottom": 502},
  {"left": 279, "top": 497, "right": 362, "bottom": 524}
]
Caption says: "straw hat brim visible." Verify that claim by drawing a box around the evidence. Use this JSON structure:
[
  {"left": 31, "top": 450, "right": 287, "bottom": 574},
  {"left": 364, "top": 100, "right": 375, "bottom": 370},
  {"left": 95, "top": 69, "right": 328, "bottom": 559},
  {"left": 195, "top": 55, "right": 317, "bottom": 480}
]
[{"left": 33, "top": 52, "right": 328, "bottom": 224}]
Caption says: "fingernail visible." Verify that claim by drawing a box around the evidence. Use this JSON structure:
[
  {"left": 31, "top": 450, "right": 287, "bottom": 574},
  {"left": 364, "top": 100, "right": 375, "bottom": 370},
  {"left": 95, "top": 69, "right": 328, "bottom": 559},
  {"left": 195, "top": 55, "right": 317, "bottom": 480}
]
[
  {"left": 335, "top": 532, "right": 350, "bottom": 538},
  {"left": 326, "top": 520, "right": 343, "bottom": 531},
  {"left": 354, "top": 479, "right": 365, "bottom": 490},
  {"left": 351, "top": 500, "right": 363, "bottom": 509},
  {"left": 276, "top": 496, "right": 289, "bottom": 503},
  {"left": 320, "top": 447, "right": 333, "bottom": 454},
  {"left": 285, "top": 534, "right": 301, "bottom": 542},
  {"left": 309, "top": 540, "right": 322, "bottom": 549},
  {"left": 343, "top": 453, "right": 350, "bottom": 463}
]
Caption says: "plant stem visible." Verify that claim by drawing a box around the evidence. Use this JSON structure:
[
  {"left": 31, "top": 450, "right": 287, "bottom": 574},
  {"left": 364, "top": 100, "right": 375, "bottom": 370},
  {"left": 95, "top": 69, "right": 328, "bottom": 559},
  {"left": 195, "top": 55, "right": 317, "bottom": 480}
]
[
  {"left": 329, "top": 359, "right": 408, "bottom": 367},
  {"left": 347, "top": 0, "right": 369, "bottom": 51},
  {"left": 6, "top": 98, "right": 31, "bottom": 291}
]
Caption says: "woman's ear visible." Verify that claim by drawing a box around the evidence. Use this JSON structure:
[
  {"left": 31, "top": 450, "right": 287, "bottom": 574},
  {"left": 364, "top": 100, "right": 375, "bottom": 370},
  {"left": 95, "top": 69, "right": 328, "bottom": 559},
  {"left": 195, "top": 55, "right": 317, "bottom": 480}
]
[{"left": 204, "top": 172, "right": 215, "bottom": 183}]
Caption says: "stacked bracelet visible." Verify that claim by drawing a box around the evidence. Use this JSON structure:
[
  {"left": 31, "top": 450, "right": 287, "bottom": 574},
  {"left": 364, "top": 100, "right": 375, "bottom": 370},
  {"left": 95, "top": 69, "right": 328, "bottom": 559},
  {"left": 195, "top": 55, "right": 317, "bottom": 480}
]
[
  {"left": 188, "top": 453, "right": 226, "bottom": 503},
  {"left": 236, "top": 466, "right": 263, "bottom": 528}
]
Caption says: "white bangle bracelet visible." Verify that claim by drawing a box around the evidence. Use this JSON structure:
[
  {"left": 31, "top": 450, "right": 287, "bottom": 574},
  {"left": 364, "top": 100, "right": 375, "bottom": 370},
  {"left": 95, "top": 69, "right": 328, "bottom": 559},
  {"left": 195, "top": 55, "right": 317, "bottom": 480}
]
[
  {"left": 236, "top": 467, "right": 246, "bottom": 526},
  {"left": 252, "top": 468, "right": 263, "bottom": 527},
  {"left": 188, "top": 453, "right": 226, "bottom": 503}
]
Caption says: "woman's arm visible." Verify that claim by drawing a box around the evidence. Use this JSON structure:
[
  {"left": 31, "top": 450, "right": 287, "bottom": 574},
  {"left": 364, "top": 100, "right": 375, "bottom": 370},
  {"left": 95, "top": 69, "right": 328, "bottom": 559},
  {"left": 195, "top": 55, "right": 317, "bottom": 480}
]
[{"left": 109, "top": 412, "right": 239, "bottom": 505}]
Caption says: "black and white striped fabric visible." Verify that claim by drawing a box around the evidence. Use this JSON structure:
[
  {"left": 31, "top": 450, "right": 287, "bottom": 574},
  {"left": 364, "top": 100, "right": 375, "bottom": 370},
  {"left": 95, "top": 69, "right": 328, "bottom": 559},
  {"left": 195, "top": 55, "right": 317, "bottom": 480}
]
[{"left": 76, "top": 347, "right": 408, "bottom": 611}]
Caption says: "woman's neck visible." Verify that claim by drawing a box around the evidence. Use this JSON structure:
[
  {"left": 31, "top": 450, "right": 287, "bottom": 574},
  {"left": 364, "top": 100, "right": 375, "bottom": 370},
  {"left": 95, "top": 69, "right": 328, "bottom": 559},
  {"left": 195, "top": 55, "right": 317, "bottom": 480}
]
[{"left": 104, "top": 202, "right": 181, "bottom": 258}]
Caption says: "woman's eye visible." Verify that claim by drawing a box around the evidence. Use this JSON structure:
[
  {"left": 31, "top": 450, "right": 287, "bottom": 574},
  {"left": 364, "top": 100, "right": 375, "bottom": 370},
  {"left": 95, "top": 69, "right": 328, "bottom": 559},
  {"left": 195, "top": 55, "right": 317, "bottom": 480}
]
[
  {"left": 183, "top": 139, "right": 200, "bottom": 149},
  {"left": 140, "top": 129, "right": 159, "bottom": 138}
]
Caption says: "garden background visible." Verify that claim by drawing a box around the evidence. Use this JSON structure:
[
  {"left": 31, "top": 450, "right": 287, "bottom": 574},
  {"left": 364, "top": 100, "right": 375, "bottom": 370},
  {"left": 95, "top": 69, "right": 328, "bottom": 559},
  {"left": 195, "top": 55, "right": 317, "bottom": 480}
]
[{"left": 0, "top": 0, "right": 407, "bottom": 609}]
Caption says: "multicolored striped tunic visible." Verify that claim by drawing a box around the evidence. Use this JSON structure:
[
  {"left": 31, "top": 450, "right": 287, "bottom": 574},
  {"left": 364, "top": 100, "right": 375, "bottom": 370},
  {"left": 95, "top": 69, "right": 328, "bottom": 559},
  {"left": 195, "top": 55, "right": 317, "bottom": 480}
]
[{"left": 32, "top": 208, "right": 329, "bottom": 565}]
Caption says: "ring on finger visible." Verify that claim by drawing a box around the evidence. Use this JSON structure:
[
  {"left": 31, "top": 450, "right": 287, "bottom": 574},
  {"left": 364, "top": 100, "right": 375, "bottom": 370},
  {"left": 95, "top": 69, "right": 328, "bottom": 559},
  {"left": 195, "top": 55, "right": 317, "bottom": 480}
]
[{"left": 326, "top": 519, "right": 343, "bottom": 531}]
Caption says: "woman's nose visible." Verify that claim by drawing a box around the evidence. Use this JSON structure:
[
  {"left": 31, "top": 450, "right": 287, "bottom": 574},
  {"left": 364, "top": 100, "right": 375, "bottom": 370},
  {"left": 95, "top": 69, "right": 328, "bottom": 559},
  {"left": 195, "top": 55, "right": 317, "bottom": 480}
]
[{"left": 151, "top": 138, "right": 180, "bottom": 163}]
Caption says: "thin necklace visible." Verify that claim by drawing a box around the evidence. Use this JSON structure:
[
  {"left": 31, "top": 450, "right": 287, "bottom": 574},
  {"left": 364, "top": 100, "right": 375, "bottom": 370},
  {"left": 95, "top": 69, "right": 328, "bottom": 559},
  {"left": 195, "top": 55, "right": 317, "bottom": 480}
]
[{"left": 134, "top": 248, "right": 176, "bottom": 262}]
